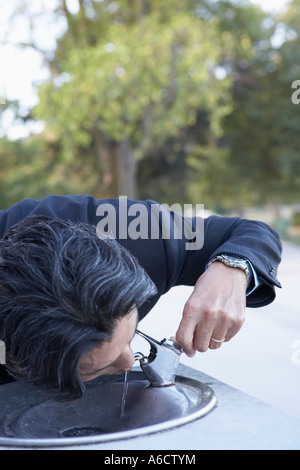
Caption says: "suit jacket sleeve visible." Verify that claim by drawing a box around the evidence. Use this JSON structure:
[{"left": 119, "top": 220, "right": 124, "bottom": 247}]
[{"left": 0, "top": 195, "right": 282, "bottom": 315}]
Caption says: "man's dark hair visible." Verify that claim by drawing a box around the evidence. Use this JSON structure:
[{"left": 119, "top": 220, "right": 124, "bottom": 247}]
[{"left": 0, "top": 216, "right": 156, "bottom": 400}]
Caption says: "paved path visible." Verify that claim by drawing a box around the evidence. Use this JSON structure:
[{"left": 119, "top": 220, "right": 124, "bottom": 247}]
[{"left": 134, "top": 241, "right": 300, "bottom": 419}]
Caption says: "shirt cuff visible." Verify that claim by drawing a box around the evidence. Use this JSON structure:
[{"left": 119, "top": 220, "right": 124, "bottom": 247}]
[{"left": 245, "top": 259, "right": 260, "bottom": 296}]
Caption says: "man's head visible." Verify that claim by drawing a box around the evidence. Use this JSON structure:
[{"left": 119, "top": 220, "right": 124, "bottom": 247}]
[{"left": 0, "top": 216, "right": 156, "bottom": 400}]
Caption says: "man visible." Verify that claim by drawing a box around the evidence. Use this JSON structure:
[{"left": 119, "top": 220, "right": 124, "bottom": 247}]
[{"left": 0, "top": 195, "right": 282, "bottom": 400}]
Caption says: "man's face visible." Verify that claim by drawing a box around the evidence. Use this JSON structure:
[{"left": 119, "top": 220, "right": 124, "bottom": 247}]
[{"left": 79, "top": 309, "right": 138, "bottom": 382}]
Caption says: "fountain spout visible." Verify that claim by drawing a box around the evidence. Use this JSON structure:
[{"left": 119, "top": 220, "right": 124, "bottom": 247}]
[{"left": 135, "top": 330, "right": 182, "bottom": 387}]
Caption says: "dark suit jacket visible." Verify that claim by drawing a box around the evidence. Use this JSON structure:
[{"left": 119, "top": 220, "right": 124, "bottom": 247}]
[
  {"left": 0, "top": 195, "right": 282, "bottom": 319},
  {"left": 0, "top": 195, "right": 283, "bottom": 384}
]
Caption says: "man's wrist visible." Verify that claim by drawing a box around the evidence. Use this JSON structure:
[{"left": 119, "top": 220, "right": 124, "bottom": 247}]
[{"left": 206, "top": 254, "right": 252, "bottom": 286}]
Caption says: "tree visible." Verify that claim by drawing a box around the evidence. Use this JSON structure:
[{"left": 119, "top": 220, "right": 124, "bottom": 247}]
[
  {"left": 221, "top": 0, "right": 300, "bottom": 210},
  {"left": 34, "top": 1, "right": 233, "bottom": 199},
  {"left": 1, "top": 1, "right": 298, "bottom": 210}
]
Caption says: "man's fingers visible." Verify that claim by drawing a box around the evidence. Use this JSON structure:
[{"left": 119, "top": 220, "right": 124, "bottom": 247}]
[
  {"left": 191, "top": 324, "right": 214, "bottom": 352},
  {"left": 175, "top": 317, "right": 197, "bottom": 357},
  {"left": 176, "top": 298, "right": 216, "bottom": 354},
  {"left": 175, "top": 262, "right": 247, "bottom": 355},
  {"left": 209, "top": 328, "right": 228, "bottom": 349}
]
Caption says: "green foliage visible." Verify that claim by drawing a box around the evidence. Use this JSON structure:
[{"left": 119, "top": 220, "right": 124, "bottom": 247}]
[
  {"left": 0, "top": 133, "right": 97, "bottom": 208},
  {"left": 0, "top": 0, "right": 299, "bottom": 209},
  {"left": 35, "top": 11, "right": 232, "bottom": 157},
  {"left": 222, "top": 0, "right": 300, "bottom": 207},
  {"left": 293, "top": 212, "right": 300, "bottom": 227}
]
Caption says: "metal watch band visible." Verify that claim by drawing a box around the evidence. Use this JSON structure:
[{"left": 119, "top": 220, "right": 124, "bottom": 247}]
[{"left": 206, "top": 254, "right": 250, "bottom": 284}]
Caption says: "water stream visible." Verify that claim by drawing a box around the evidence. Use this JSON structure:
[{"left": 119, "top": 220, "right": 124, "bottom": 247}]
[{"left": 120, "top": 371, "right": 130, "bottom": 417}]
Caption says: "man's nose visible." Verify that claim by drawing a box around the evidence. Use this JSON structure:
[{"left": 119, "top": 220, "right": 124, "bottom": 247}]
[{"left": 119, "top": 345, "right": 135, "bottom": 370}]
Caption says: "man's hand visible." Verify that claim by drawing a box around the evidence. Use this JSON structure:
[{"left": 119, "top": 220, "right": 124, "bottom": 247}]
[{"left": 175, "top": 261, "right": 247, "bottom": 356}]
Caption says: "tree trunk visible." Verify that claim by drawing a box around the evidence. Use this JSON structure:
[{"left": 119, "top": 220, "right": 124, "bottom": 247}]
[
  {"left": 92, "top": 127, "right": 119, "bottom": 198},
  {"left": 93, "top": 127, "right": 137, "bottom": 199},
  {"left": 117, "top": 138, "right": 137, "bottom": 199}
]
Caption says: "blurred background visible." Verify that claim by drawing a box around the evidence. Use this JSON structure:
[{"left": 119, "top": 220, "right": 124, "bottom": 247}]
[{"left": 0, "top": 1, "right": 299, "bottom": 418}]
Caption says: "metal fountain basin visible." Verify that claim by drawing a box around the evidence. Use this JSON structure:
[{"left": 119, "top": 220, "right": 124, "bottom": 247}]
[{"left": 0, "top": 369, "right": 216, "bottom": 447}]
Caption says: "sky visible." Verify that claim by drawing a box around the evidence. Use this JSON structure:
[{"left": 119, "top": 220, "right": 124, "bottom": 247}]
[{"left": 0, "top": 0, "right": 291, "bottom": 139}]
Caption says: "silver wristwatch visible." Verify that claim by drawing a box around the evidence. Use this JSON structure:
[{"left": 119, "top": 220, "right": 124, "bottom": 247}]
[{"left": 206, "top": 254, "right": 250, "bottom": 284}]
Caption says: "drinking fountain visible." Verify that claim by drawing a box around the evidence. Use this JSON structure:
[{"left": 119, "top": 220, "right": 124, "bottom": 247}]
[{"left": 0, "top": 331, "right": 216, "bottom": 447}]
